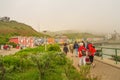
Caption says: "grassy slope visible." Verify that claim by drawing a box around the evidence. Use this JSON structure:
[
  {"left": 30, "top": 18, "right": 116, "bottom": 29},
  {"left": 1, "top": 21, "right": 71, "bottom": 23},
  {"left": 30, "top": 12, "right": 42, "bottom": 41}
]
[
  {"left": 0, "top": 20, "right": 46, "bottom": 44},
  {"left": 0, "top": 20, "right": 44, "bottom": 37}
]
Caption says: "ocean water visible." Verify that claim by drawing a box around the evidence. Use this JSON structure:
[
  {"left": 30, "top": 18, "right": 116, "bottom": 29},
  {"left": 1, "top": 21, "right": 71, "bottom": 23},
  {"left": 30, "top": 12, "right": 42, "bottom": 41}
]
[{"left": 100, "top": 44, "right": 120, "bottom": 58}]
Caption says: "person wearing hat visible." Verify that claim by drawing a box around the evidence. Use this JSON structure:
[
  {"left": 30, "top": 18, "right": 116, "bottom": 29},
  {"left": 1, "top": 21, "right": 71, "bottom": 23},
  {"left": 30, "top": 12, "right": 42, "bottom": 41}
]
[{"left": 78, "top": 42, "right": 87, "bottom": 66}]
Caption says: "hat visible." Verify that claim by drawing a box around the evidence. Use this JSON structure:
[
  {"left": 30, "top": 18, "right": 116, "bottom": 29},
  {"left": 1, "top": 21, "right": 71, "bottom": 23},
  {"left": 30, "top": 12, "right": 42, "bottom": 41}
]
[{"left": 79, "top": 43, "right": 83, "bottom": 46}]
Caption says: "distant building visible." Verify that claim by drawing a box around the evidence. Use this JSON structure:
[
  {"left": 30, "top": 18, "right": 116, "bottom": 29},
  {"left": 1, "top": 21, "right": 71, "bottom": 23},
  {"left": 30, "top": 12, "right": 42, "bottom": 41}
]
[
  {"left": 92, "top": 38, "right": 104, "bottom": 41},
  {"left": 9, "top": 37, "right": 19, "bottom": 44},
  {"left": 104, "top": 31, "right": 120, "bottom": 40},
  {"left": 105, "top": 33, "right": 112, "bottom": 40},
  {"left": 0, "top": 17, "right": 10, "bottom": 22},
  {"left": 9, "top": 36, "right": 34, "bottom": 48},
  {"left": 47, "top": 38, "right": 55, "bottom": 44},
  {"left": 114, "top": 30, "right": 120, "bottom": 40}
]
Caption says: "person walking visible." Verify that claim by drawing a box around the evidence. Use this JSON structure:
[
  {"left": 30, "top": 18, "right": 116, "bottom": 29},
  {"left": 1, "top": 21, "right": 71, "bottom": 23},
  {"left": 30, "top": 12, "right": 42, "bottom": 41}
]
[
  {"left": 87, "top": 43, "right": 96, "bottom": 67},
  {"left": 69, "top": 43, "right": 74, "bottom": 57},
  {"left": 63, "top": 43, "right": 69, "bottom": 55},
  {"left": 78, "top": 42, "right": 87, "bottom": 66},
  {"left": 73, "top": 41, "right": 79, "bottom": 57}
]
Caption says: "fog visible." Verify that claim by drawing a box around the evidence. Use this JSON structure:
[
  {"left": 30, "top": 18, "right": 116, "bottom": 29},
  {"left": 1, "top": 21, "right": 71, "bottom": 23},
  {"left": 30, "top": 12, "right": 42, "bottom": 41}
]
[{"left": 0, "top": 0, "right": 120, "bottom": 34}]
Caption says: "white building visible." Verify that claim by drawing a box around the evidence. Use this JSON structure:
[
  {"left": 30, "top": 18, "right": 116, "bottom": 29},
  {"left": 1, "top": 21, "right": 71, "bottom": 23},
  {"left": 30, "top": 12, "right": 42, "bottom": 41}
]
[{"left": 0, "top": 17, "right": 10, "bottom": 22}]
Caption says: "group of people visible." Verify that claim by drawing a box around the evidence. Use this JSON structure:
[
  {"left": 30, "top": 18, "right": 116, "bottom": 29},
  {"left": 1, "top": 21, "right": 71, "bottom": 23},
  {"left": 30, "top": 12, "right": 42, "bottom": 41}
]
[{"left": 63, "top": 41, "right": 96, "bottom": 67}]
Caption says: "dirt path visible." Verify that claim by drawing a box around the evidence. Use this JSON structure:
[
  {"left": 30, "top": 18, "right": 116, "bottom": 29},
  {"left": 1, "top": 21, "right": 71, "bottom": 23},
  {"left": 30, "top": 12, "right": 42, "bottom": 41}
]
[
  {"left": 0, "top": 48, "right": 20, "bottom": 56},
  {"left": 66, "top": 52, "right": 80, "bottom": 71}
]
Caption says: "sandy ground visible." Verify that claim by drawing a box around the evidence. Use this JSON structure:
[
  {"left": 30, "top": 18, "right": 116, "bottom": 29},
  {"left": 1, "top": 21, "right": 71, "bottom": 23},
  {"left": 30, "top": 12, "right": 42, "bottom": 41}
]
[{"left": 0, "top": 48, "right": 20, "bottom": 56}]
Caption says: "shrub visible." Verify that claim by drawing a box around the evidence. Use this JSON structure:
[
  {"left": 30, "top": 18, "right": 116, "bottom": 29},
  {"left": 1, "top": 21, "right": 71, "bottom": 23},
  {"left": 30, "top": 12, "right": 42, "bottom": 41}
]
[
  {"left": 111, "top": 55, "right": 120, "bottom": 62},
  {"left": 47, "top": 44, "right": 61, "bottom": 51},
  {"left": 1, "top": 45, "right": 97, "bottom": 80},
  {"left": 8, "top": 42, "right": 17, "bottom": 48}
]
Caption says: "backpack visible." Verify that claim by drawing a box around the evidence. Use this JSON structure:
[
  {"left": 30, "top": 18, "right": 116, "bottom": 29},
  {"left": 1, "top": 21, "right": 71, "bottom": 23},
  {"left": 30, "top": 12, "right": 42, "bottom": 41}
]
[
  {"left": 86, "top": 56, "right": 91, "bottom": 65},
  {"left": 81, "top": 50, "right": 86, "bottom": 56}
]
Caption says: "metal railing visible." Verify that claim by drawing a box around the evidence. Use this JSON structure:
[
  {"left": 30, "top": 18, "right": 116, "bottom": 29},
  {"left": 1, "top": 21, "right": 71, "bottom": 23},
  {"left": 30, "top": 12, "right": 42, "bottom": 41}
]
[{"left": 96, "top": 46, "right": 120, "bottom": 64}]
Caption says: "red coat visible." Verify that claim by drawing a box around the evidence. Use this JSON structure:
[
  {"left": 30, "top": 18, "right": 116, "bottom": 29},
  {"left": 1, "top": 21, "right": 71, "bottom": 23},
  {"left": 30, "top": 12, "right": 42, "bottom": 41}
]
[
  {"left": 78, "top": 46, "right": 86, "bottom": 57},
  {"left": 88, "top": 44, "right": 96, "bottom": 56}
]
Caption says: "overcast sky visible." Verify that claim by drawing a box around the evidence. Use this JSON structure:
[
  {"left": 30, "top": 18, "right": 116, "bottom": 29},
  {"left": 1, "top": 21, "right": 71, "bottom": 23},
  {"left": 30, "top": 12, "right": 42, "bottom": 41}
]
[{"left": 0, "top": 0, "right": 120, "bottom": 33}]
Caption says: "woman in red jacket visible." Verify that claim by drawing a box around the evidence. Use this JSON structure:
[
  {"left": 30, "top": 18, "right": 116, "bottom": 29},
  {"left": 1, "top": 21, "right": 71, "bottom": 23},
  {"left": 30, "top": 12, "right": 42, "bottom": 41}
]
[
  {"left": 88, "top": 43, "right": 96, "bottom": 67},
  {"left": 78, "top": 42, "right": 87, "bottom": 66}
]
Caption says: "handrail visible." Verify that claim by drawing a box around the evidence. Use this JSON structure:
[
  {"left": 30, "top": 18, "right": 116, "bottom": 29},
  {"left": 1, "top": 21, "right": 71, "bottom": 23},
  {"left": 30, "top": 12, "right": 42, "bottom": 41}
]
[
  {"left": 96, "top": 46, "right": 120, "bottom": 50},
  {"left": 95, "top": 46, "right": 120, "bottom": 64}
]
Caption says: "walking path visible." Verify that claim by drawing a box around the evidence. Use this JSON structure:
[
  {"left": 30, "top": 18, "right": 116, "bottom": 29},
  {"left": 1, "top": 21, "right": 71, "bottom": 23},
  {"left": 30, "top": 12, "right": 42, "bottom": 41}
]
[
  {"left": 66, "top": 53, "right": 80, "bottom": 71},
  {"left": 95, "top": 56, "right": 120, "bottom": 69},
  {"left": 67, "top": 52, "right": 120, "bottom": 80},
  {"left": 90, "top": 60, "right": 120, "bottom": 80}
]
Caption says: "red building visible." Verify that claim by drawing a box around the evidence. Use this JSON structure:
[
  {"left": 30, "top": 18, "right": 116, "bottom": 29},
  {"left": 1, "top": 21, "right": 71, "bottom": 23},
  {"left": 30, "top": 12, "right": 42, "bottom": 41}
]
[
  {"left": 47, "top": 38, "right": 55, "bottom": 44},
  {"left": 9, "top": 36, "right": 34, "bottom": 48},
  {"left": 9, "top": 37, "right": 19, "bottom": 44}
]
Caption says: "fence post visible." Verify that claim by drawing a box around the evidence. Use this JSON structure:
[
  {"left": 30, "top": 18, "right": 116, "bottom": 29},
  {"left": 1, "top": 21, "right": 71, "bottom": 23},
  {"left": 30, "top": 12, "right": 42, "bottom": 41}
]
[
  {"left": 115, "top": 49, "right": 118, "bottom": 64},
  {"left": 101, "top": 48, "right": 103, "bottom": 60}
]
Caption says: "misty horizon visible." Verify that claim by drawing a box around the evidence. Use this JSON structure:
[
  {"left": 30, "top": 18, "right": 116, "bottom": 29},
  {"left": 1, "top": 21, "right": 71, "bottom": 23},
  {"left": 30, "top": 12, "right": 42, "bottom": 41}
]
[{"left": 0, "top": 0, "right": 120, "bottom": 34}]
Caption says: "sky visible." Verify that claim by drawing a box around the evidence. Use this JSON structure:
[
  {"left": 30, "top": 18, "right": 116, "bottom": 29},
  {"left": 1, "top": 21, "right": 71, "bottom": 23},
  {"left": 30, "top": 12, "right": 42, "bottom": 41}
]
[{"left": 0, "top": 0, "right": 120, "bottom": 33}]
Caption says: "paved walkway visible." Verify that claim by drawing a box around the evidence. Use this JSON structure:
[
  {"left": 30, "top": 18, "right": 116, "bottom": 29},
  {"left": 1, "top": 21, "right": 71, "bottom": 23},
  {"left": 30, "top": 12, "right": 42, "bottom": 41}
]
[
  {"left": 90, "top": 60, "right": 120, "bottom": 80},
  {"left": 95, "top": 56, "right": 120, "bottom": 69},
  {"left": 67, "top": 53, "right": 120, "bottom": 80}
]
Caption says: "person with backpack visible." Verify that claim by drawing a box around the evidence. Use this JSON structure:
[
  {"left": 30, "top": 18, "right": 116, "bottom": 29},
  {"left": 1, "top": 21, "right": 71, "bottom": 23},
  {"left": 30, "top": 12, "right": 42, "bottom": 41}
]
[
  {"left": 87, "top": 43, "right": 96, "bottom": 67},
  {"left": 63, "top": 43, "right": 69, "bottom": 55},
  {"left": 73, "top": 41, "right": 79, "bottom": 57},
  {"left": 78, "top": 42, "right": 87, "bottom": 66}
]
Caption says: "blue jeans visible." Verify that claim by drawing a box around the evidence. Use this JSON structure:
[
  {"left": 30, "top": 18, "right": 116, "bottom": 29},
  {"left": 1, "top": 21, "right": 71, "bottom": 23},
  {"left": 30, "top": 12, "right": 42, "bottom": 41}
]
[{"left": 74, "top": 48, "right": 78, "bottom": 56}]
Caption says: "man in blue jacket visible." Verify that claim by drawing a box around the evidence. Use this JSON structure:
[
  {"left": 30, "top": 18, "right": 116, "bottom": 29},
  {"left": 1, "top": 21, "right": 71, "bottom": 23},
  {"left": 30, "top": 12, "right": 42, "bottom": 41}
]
[{"left": 73, "top": 41, "right": 79, "bottom": 57}]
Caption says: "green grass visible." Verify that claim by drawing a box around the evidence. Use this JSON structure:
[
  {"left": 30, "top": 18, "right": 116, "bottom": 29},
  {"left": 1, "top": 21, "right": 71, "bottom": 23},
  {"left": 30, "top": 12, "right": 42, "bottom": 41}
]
[
  {"left": 0, "top": 20, "right": 43, "bottom": 36},
  {"left": 5, "top": 68, "right": 39, "bottom": 80},
  {"left": 0, "top": 45, "right": 97, "bottom": 80}
]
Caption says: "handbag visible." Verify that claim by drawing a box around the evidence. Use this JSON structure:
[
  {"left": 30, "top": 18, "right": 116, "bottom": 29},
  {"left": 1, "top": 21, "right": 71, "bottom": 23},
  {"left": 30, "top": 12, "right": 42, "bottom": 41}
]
[{"left": 86, "top": 56, "right": 91, "bottom": 64}]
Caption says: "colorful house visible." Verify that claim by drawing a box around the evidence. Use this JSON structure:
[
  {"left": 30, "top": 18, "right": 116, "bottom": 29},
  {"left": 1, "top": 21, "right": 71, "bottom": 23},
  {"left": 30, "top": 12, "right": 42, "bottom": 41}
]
[
  {"left": 47, "top": 38, "right": 55, "bottom": 44},
  {"left": 9, "top": 37, "right": 19, "bottom": 44},
  {"left": 9, "top": 36, "right": 34, "bottom": 48}
]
